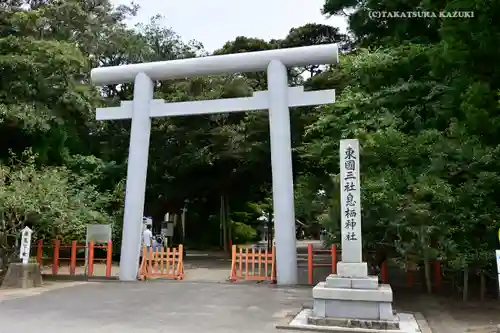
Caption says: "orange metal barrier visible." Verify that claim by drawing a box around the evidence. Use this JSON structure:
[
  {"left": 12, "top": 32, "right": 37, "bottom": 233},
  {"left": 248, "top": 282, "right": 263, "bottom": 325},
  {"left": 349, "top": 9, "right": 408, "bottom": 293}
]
[
  {"left": 307, "top": 244, "right": 337, "bottom": 284},
  {"left": 139, "top": 245, "right": 184, "bottom": 281},
  {"left": 229, "top": 245, "right": 276, "bottom": 283},
  {"left": 36, "top": 239, "right": 113, "bottom": 277}
]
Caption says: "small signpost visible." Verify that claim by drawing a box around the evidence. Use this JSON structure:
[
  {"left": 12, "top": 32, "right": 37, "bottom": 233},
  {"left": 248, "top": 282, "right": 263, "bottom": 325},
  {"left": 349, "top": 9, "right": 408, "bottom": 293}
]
[
  {"left": 497, "top": 229, "right": 500, "bottom": 294},
  {"left": 19, "top": 226, "right": 32, "bottom": 265},
  {"left": 496, "top": 249, "right": 500, "bottom": 293}
]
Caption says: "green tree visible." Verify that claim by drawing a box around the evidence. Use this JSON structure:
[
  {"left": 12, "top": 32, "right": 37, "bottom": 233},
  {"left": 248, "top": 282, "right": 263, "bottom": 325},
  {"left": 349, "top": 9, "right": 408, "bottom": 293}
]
[{"left": 0, "top": 150, "right": 116, "bottom": 270}]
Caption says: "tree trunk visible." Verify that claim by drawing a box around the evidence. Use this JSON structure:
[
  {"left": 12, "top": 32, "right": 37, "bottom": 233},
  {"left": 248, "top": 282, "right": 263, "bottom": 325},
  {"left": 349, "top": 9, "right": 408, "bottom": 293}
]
[
  {"left": 219, "top": 196, "right": 223, "bottom": 248},
  {"left": 173, "top": 214, "right": 179, "bottom": 243},
  {"left": 463, "top": 266, "right": 469, "bottom": 302},
  {"left": 267, "top": 214, "right": 273, "bottom": 251},
  {"left": 220, "top": 195, "right": 227, "bottom": 252},
  {"left": 181, "top": 209, "right": 186, "bottom": 244},
  {"left": 480, "top": 271, "right": 486, "bottom": 301},
  {"left": 423, "top": 258, "right": 432, "bottom": 294},
  {"left": 226, "top": 197, "right": 231, "bottom": 249},
  {"left": 420, "top": 226, "right": 432, "bottom": 294}
]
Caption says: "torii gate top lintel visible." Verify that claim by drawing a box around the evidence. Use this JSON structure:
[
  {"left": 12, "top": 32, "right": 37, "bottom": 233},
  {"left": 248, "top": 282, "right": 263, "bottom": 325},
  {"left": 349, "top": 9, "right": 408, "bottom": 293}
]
[{"left": 90, "top": 43, "right": 339, "bottom": 85}]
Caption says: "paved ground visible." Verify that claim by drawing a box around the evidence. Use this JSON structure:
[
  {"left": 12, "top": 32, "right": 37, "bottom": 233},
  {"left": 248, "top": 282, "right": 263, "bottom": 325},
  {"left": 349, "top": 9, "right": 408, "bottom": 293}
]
[
  {"left": 0, "top": 280, "right": 499, "bottom": 333},
  {"left": 27, "top": 240, "right": 499, "bottom": 333},
  {"left": 0, "top": 281, "right": 312, "bottom": 333}
]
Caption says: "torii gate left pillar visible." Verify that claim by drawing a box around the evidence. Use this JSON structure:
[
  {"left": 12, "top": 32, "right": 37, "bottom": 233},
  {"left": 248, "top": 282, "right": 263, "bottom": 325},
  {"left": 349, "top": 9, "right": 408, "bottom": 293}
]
[{"left": 91, "top": 44, "right": 339, "bottom": 285}]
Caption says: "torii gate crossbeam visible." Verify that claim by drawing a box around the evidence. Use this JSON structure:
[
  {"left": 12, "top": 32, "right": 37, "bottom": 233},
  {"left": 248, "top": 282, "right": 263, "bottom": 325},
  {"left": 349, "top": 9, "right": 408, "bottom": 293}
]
[{"left": 91, "top": 44, "right": 339, "bottom": 285}]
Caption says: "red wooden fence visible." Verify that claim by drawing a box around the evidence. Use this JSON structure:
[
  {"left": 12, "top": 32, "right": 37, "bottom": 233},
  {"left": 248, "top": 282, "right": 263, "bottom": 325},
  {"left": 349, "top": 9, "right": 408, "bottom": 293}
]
[
  {"left": 306, "top": 243, "right": 441, "bottom": 290},
  {"left": 307, "top": 244, "right": 337, "bottom": 284},
  {"left": 36, "top": 240, "right": 113, "bottom": 277}
]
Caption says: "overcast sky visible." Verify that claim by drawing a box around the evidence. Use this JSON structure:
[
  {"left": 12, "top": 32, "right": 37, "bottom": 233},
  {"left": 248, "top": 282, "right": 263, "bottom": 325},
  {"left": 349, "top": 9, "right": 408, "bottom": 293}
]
[{"left": 111, "top": 0, "right": 348, "bottom": 52}]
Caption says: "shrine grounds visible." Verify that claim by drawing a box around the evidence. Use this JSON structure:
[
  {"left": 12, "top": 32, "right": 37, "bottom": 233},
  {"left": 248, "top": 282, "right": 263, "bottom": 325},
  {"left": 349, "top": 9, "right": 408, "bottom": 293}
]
[
  {"left": 0, "top": 279, "right": 499, "bottom": 333},
  {"left": 10, "top": 240, "right": 497, "bottom": 333}
]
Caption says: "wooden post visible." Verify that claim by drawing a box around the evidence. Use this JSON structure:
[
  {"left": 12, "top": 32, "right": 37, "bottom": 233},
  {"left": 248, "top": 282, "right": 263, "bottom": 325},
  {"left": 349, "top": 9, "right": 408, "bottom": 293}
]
[
  {"left": 229, "top": 245, "right": 237, "bottom": 281},
  {"left": 381, "top": 261, "right": 388, "bottom": 283},
  {"left": 52, "top": 239, "right": 60, "bottom": 275},
  {"left": 177, "top": 244, "right": 184, "bottom": 278},
  {"left": 407, "top": 260, "right": 416, "bottom": 287},
  {"left": 407, "top": 270, "right": 414, "bottom": 287},
  {"left": 434, "top": 260, "right": 442, "bottom": 292},
  {"left": 331, "top": 244, "right": 337, "bottom": 274},
  {"left": 307, "top": 243, "right": 313, "bottom": 284},
  {"left": 36, "top": 240, "right": 43, "bottom": 265},
  {"left": 88, "top": 241, "right": 94, "bottom": 277},
  {"left": 106, "top": 241, "right": 113, "bottom": 277},
  {"left": 70, "top": 241, "right": 77, "bottom": 275}
]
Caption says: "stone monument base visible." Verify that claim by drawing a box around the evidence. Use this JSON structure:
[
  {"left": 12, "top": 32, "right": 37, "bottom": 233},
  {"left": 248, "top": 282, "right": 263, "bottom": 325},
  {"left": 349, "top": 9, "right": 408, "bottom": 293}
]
[
  {"left": 1, "top": 263, "right": 43, "bottom": 289},
  {"left": 306, "top": 262, "right": 400, "bottom": 331},
  {"left": 276, "top": 308, "right": 421, "bottom": 333},
  {"left": 308, "top": 316, "right": 400, "bottom": 330},
  {"left": 312, "top": 262, "right": 395, "bottom": 321},
  {"left": 313, "top": 281, "right": 395, "bottom": 321}
]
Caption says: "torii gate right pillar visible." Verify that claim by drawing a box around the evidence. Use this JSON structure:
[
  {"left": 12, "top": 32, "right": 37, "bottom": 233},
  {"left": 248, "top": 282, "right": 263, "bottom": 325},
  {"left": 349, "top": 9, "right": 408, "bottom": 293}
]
[{"left": 267, "top": 60, "right": 298, "bottom": 285}]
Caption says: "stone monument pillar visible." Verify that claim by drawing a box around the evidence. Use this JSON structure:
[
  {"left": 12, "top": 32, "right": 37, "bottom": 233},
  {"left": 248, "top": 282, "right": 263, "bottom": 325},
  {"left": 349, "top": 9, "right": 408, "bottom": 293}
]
[{"left": 309, "top": 139, "right": 399, "bottom": 330}]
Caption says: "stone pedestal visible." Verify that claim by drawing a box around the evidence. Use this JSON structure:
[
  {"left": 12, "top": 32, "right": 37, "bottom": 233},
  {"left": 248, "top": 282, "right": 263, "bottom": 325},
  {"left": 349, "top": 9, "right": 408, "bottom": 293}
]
[
  {"left": 295, "top": 140, "right": 406, "bottom": 331},
  {"left": 310, "top": 261, "right": 399, "bottom": 330},
  {"left": 1, "top": 263, "right": 43, "bottom": 289}
]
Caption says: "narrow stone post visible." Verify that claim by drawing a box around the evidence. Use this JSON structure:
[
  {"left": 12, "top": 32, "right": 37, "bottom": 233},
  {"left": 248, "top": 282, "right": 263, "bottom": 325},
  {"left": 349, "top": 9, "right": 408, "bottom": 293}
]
[
  {"left": 309, "top": 139, "right": 398, "bottom": 329},
  {"left": 337, "top": 139, "right": 366, "bottom": 276}
]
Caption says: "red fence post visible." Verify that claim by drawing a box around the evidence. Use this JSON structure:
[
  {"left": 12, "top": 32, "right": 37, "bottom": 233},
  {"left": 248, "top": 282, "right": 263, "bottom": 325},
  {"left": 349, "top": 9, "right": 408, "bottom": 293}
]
[
  {"left": 52, "top": 239, "right": 60, "bottom": 275},
  {"left": 105, "top": 241, "right": 113, "bottom": 277},
  {"left": 70, "top": 241, "right": 77, "bottom": 275},
  {"left": 331, "top": 244, "right": 337, "bottom": 274},
  {"left": 434, "top": 260, "right": 441, "bottom": 291},
  {"left": 407, "top": 270, "right": 414, "bottom": 287},
  {"left": 381, "top": 261, "right": 388, "bottom": 283},
  {"left": 36, "top": 240, "right": 43, "bottom": 265},
  {"left": 307, "top": 243, "right": 313, "bottom": 285},
  {"left": 88, "top": 241, "right": 94, "bottom": 277}
]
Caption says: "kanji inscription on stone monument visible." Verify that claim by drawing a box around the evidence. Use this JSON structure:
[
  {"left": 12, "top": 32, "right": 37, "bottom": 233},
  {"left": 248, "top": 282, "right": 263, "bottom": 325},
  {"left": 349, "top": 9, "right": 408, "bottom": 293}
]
[
  {"left": 340, "top": 139, "right": 362, "bottom": 263},
  {"left": 19, "top": 226, "right": 32, "bottom": 264}
]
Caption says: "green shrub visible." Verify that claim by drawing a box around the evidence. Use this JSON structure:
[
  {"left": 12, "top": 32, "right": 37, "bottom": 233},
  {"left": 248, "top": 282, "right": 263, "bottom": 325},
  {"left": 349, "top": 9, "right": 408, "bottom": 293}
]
[{"left": 231, "top": 221, "right": 257, "bottom": 244}]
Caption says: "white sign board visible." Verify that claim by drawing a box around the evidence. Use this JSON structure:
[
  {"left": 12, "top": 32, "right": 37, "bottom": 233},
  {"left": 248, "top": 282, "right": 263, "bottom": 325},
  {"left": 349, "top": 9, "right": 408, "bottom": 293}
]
[
  {"left": 163, "top": 222, "right": 174, "bottom": 237},
  {"left": 85, "top": 224, "right": 111, "bottom": 273},
  {"left": 495, "top": 250, "right": 500, "bottom": 293},
  {"left": 498, "top": 274, "right": 500, "bottom": 294},
  {"left": 496, "top": 250, "right": 500, "bottom": 273},
  {"left": 19, "top": 226, "right": 32, "bottom": 264},
  {"left": 339, "top": 139, "right": 362, "bottom": 263},
  {"left": 86, "top": 224, "right": 112, "bottom": 243}
]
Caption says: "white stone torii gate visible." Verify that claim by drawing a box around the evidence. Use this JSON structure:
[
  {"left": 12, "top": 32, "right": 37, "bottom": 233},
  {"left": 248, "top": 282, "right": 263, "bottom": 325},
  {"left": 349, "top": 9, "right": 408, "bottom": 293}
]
[{"left": 91, "top": 44, "right": 339, "bottom": 285}]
